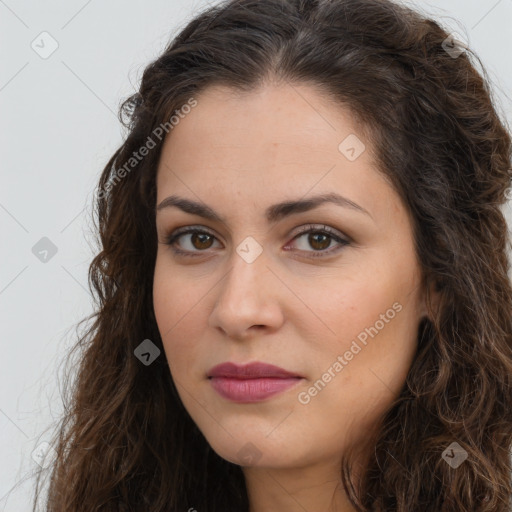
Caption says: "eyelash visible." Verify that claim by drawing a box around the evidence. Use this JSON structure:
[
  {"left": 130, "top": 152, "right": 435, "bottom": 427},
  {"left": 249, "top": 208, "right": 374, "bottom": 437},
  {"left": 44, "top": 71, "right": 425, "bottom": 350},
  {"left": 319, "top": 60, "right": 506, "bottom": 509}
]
[{"left": 162, "top": 224, "right": 350, "bottom": 259}]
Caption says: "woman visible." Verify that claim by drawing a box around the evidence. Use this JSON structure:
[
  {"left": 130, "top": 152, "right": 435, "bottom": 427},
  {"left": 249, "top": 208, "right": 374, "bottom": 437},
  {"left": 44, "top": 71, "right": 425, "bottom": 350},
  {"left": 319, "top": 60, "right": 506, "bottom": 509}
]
[{"left": 33, "top": 0, "right": 512, "bottom": 510}]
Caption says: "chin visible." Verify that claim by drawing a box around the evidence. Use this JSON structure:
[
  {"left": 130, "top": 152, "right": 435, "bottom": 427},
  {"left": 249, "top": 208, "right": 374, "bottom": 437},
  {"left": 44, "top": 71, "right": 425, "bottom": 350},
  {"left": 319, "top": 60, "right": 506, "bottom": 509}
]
[{"left": 203, "top": 428, "right": 312, "bottom": 469}]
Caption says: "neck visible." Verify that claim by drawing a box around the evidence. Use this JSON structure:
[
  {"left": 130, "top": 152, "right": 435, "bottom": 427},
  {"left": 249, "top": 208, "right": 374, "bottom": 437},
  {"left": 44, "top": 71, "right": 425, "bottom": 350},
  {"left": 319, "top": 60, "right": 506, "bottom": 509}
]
[{"left": 243, "top": 460, "right": 359, "bottom": 512}]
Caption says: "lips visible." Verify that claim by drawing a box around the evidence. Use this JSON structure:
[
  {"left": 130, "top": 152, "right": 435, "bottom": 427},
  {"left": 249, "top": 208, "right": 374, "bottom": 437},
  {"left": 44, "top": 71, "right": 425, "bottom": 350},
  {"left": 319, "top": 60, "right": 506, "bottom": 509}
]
[
  {"left": 207, "top": 362, "right": 303, "bottom": 403},
  {"left": 207, "top": 361, "right": 302, "bottom": 379}
]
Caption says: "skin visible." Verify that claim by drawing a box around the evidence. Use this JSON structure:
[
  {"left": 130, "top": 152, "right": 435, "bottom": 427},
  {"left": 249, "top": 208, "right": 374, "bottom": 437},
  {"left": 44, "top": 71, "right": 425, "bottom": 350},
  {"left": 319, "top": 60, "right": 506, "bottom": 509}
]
[{"left": 153, "top": 82, "right": 434, "bottom": 512}]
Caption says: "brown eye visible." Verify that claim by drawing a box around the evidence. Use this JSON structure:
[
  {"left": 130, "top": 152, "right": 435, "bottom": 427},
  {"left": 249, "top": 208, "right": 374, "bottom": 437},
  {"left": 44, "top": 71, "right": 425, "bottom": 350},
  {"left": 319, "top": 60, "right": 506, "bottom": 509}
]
[
  {"left": 189, "top": 232, "right": 215, "bottom": 250},
  {"left": 163, "top": 228, "right": 221, "bottom": 256},
  {"left": 285, "top": 224, "right": 350, "bottom": 258},
  {"left": 163, "top": 224, "right": 350, "bottom": 259},
  {"left": 307, "top": 232, "right": 331, "bottom": 251}
]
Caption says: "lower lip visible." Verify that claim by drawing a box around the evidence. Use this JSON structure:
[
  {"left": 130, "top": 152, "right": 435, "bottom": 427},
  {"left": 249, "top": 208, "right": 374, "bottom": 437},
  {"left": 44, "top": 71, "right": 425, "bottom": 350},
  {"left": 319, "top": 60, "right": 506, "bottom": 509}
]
[{"left": 209, "top": 377, "right": 302, "bottom": 402}]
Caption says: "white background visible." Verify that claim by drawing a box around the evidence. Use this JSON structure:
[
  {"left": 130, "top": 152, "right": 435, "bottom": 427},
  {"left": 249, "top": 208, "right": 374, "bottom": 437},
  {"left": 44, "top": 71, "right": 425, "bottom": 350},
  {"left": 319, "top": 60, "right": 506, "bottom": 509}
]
[{"left": 1, "top": 0, "right": 511, "bottom": 509}]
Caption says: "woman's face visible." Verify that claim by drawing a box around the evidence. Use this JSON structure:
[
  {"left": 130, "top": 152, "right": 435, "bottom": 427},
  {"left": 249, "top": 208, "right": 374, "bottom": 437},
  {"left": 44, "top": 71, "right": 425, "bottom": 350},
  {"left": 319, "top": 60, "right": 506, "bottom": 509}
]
[{"left": 153, "top": 83, "right": 428, "bottom": 469}]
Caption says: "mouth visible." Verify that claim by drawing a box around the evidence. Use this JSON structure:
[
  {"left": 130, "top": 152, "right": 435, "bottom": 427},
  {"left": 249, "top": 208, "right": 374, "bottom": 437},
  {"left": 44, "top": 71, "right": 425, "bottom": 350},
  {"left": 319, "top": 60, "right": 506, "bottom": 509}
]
[{"left": 207, "top": 361, "right": 304, "bottom": 403}]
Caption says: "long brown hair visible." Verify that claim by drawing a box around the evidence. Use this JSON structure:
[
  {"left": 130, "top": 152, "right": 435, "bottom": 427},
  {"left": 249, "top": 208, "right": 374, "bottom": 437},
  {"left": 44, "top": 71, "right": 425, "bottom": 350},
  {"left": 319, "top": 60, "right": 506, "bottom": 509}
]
[{"left": 32, "top": 0, "right": 512, "bottom": 510}]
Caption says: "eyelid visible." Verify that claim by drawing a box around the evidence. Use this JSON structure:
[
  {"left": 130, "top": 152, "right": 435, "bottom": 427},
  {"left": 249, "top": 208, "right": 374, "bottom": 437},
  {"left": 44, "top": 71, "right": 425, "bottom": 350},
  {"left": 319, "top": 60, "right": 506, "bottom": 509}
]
[
  {"left": 161, "top": 223, "right": 351, "bottom": 258},
  {"left": 289, "top": 223, "right": 351, "bottom": 243},
  {"left": 163, "top": 223, "right": 350, "bottom": 242}
]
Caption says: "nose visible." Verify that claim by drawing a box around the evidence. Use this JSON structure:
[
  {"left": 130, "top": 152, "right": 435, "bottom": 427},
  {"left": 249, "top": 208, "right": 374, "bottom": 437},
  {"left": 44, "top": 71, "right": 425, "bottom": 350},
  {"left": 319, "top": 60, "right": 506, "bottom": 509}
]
[{"left": 208, "top": 248, "right": 285, "bottom": 340}]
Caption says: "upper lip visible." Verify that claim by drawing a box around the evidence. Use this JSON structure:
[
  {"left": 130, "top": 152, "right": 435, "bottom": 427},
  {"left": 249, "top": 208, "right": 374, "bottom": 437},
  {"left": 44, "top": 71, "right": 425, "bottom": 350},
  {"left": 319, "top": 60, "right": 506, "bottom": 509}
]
[{"left": 207, "top": 362, "right": 302, "bottom": 379}]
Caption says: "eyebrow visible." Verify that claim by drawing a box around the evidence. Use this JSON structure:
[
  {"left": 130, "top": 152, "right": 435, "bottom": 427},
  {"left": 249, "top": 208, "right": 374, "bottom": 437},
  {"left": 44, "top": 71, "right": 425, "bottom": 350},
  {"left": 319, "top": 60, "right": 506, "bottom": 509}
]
[{"left": 156, "top": 192, "right": 372, "bottom": 224}]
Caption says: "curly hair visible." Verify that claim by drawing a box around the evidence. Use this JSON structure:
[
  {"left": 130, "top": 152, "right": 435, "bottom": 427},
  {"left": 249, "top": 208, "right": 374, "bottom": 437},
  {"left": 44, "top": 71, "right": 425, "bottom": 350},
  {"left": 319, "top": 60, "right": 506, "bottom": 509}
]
[{"left": 31, "top": 0, "right": 512, "bottom": 510}]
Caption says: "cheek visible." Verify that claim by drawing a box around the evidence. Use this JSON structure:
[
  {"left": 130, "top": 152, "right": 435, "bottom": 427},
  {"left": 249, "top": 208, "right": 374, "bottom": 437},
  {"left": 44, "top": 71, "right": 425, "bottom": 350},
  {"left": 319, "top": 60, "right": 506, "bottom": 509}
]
[
  {"left": 318, "top": 301, "right": 418, "bottom": 407},
  {"left": 153, "top": 260, "right": 205, "bottom": 373},
  {"left": 153, "top": 256, "right": 205, "bottom": 331},
  {"left": 301, "top": 269, "right": 401, "bottom": 353},
  {"left": 303, "top": 273, "right": 420, "bottom": 404},
  {"left": 297, "top": 310, "right": 419, "bottom": 452}
]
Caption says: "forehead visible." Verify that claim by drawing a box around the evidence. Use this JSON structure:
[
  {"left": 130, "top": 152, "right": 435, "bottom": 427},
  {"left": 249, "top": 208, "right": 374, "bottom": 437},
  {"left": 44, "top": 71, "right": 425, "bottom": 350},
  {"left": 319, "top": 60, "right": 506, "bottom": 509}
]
[
  {"left": 155, "top": 82, "right": 398, "bottom": 222},
  {"left": 160, "top": 82, "right": 359, "bottom": 156}
]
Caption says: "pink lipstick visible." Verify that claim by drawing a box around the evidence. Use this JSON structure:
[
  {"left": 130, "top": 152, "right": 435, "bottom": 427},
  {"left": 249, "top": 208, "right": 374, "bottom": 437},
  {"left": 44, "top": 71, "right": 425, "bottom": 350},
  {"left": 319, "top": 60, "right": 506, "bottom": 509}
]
[{"left": 207, "top": 362, "right": 303, "bottom": 403}]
